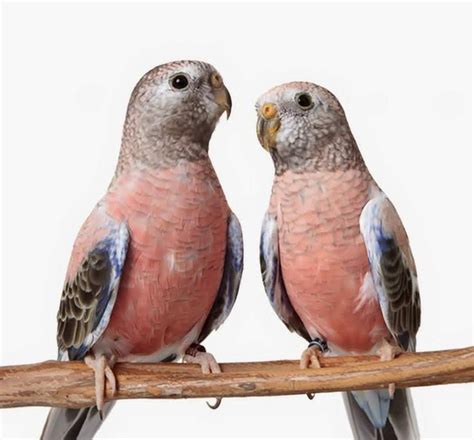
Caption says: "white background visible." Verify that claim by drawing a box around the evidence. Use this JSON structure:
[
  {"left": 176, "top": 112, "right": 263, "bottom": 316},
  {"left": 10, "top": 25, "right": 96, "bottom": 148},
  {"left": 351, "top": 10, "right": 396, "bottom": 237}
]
[{"left": 1, "top": 1, "right": 472, "bottom": 439}]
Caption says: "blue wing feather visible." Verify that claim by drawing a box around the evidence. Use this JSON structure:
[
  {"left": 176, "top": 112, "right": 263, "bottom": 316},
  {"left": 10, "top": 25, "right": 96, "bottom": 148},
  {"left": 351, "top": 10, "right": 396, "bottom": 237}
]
[
  {"left": 360, "top": 193, "right": 420, "bottom": 352},
  {"left": 60, "top": 222, "right": 129, "bottom": 360}
]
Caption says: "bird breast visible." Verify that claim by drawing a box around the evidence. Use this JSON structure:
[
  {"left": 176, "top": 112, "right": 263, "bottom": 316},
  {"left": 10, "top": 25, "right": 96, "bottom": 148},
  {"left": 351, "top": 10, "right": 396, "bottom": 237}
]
[
  {"left": 97, "top": 160, "right": 230, "bottom": 359},
  {"left": 270, "top": 169, "right": 389, "bottom": 353}
]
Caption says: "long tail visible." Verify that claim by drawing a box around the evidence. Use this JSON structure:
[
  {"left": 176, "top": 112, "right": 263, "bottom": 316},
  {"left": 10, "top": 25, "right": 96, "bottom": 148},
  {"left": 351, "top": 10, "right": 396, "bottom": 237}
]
[
  {"left": 343, "top": 389, "right": 419, "bottom": 440},
  {"left": 40, "top": 402, "right": 115, "bottom": 440}
]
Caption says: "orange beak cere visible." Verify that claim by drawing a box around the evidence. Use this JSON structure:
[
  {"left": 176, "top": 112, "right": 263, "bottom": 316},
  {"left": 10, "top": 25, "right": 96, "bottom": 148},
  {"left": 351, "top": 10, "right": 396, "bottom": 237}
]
[{"left": 257, "top": 103, "right": 280, "bottom": 151}]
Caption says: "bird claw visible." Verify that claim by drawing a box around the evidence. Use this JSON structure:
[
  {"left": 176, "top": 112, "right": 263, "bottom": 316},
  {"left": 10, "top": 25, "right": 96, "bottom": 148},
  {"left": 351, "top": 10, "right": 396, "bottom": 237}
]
[
  {"left": 183, "top": 349, "right": 221, "bottom": 374},
  {"left": 183, "top": 344, "right": 223, "bottom": 410},
  {"left": 388, "top": 383, "right": 396, "bottom": 399},
  {"left": 377, "top": 339, "right": 402, "bottom": 398},
  {"left": 300, "top": 338, "right": 328, "bottom": 369},
  {"left": 84, "top": 353, "right": 116, "bottom": 414},
  {"left": 300, "top": 346, "right": 322, "bottom": 369},
  {"left": 206, "top": 397, "right": 222, "bottom": 410},
  {"left": 306, "top": 392, "right": 316, "bottom": 400}
]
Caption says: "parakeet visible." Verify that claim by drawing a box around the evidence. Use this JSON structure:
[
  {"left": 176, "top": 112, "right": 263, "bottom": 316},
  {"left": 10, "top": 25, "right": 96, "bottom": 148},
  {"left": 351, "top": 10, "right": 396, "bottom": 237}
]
[
  {"left": 41, "top": 60, "right": 243, "bottom": 439},
  {"left": 257, "top": 82, "right": 420, "bottom": 439}
]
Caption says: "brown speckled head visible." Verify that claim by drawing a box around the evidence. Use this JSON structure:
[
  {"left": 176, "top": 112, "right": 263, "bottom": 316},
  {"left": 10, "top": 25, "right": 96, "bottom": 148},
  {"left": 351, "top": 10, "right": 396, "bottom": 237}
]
[
  {"left": 256, "top": 82, "right": 365, "bottom": 174},
  {"left": 116, "top": 60, "right": 231, "bottom": 174}
]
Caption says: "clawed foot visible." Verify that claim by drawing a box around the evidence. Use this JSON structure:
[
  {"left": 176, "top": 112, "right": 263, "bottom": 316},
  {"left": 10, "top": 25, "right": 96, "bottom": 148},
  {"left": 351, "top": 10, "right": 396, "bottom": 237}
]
[
  {"left": 300, "top": 338, "right": 328, "bottom": 400},
  {"left": 84, "top": 353, "right": 117, "bottom": 418},
  {"left": 300, "top": 338, "right": 328, "bottom": 369},
  {"left": 300, "top": 345, "right": 322, "bottom": 369},
  {"left": 183, "top": 344, "right": 221, "bottom": 374},
  {"left": 183, "top": 344, "right": 222, "bottom": 410},
  {"left": 377, "top": 339, "right": 402, "bottom": 398}
]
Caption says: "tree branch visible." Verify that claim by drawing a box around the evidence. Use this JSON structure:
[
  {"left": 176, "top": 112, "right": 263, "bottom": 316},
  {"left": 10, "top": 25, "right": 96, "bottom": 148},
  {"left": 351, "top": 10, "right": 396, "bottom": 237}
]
[{"left": 1, "top": 346, "right": 473, "bottom": 409}]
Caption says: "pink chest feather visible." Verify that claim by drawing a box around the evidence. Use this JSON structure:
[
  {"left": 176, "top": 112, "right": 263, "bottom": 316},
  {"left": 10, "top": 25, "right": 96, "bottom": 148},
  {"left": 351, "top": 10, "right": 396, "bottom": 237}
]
[
  {"left": 270, "top": 170, "right": 389, "bottom": 353},
  {"left": 100, "top": 161, "right": 229, "bottom": 358}
]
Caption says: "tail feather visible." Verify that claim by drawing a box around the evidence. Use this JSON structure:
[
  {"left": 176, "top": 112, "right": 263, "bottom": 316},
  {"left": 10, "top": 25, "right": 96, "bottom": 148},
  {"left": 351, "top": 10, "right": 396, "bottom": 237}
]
[
  {"left": 343, "top": 391, "right": 379, "bottom": 440},
  {"left": 387, "top": 388, "right": 419, "bottom": 439},
  {"left": 40, "top": 402, "right": 114, "bottom": 440},
  {"left": 343, "top": 389, "right": 419, "bottom": 440},
  {"left": 351, "top": 389, "right": 391, "bottom": 429}
]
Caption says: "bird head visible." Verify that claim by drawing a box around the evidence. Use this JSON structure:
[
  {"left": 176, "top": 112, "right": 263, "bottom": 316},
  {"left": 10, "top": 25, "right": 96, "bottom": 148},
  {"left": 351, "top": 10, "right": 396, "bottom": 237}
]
[
  {"left": 119, "top": 60, "right": 231, "bottom": 170},
  {"left": 255, "top": 82, "right": 363, "bottom": 174}
]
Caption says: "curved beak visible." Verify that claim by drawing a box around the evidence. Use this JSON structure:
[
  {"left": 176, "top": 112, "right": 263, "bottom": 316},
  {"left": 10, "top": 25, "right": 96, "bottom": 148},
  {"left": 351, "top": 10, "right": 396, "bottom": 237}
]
[
  {"left": 257, "top": 103, "right": 280, "bottom": 151},
  {"left": 213, "top": 85, "right": 232, "bottom": 119}
]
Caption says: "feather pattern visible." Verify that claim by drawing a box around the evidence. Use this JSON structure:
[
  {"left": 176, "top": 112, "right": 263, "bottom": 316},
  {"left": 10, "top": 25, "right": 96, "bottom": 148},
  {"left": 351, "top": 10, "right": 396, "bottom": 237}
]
[
  {"left": 344, "top": 389, "right": 419, "bottom": 439},
  {"left": 57, "top": 210, "right": 129, "bottom": 361},
  {"left": 198, "top": 212, "right": 243, "bottom": 342},
  {"left": 96, "top": 161, "right": 229, "bottom": 360},
  {"left": 360, "top": 192, "right": 421, "bottom": 351},
  {"left": 259, "top": 212, "right": 310, "bottom": 341}
]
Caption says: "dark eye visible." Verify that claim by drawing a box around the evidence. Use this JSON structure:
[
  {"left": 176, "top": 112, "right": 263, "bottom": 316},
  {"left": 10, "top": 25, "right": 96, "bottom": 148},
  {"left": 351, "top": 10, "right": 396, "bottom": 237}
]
[
  {"left": 296, "top": 93, "right": 313, "bottom": 109},
  {"left": 170, "top": 74, "right": 189, "bottom": 90}
]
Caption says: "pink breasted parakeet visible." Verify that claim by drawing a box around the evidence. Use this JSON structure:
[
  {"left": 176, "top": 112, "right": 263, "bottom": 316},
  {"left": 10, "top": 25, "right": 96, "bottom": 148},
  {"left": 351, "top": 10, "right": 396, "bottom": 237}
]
[
  {"left": 41, "top": 60, "right": 242, "bottom": 439},
  {"left": 257, "top": 82, "right": 420, "bottom": 439}
]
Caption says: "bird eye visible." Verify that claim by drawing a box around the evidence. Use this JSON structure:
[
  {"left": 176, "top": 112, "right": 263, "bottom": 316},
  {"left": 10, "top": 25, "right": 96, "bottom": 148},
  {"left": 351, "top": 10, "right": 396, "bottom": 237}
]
[
  {"left": 170, "top": 74, "right": 189, "bottom": 90},
  {"left": 295, "top": 93, "right": 313, "bottom": 109}
]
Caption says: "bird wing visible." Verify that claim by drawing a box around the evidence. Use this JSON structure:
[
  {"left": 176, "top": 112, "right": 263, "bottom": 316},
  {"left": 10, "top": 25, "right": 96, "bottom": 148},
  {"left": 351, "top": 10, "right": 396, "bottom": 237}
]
[
  {"left": 360, "top": 193, "right": 421, "bottom": 351},
  {"left": 259, "top": 212, "right": 310, "bottom": 341},
  {"left": 198, "top": 212, "right": 243, "bottom": 342},
  {"left": 57, "top": 204, "right": 129, "bottom": 360}
]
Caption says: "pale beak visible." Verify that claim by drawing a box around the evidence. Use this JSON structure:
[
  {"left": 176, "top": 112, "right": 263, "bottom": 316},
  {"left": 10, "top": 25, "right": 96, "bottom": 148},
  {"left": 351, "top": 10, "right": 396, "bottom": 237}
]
[
  {"left": 213, "top": 85, "right": 232, "bottom": 119},
  {"left": 257, "top": 103, "right": 280, "bottom": 151}
]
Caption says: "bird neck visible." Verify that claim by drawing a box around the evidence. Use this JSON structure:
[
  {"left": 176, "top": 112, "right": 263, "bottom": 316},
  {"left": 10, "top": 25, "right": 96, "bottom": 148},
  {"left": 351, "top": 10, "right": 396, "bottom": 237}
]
[
  {"left": 114, "top": 120, "right": 211, "bottom": 177},
  {"left": 272, "top": 124, "right": 366, "bottom": 175}
]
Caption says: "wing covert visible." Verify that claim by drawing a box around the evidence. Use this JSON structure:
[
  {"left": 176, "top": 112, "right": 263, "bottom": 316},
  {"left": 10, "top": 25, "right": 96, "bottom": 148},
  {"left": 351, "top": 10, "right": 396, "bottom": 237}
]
[
  {"left": 360, "top": 193, "right": 420, "bottom": 351},
  {"left": 57, "top": 214, "right": 129, "bottom": 360}
]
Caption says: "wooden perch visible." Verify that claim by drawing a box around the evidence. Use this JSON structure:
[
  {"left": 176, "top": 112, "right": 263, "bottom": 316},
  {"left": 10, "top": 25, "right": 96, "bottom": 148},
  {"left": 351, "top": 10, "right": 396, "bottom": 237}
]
[{"left": 1, "top": 346, "right": 473, "bottom": 409}]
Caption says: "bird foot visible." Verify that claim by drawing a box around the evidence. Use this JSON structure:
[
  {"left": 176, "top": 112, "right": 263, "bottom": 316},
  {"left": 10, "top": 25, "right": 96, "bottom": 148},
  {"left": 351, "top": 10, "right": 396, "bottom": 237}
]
[
  {"left": 300, "top": 338, "right": 328, "bottom": 369},
  {"left": 84, "top": 353, "right": 117, "bottom": 418},
  {"left": 183, "top": 344, "right": 221, "bottom": 374},
  {"left": 300, "top": 338, "right": 328, "bottom": 399},
  {"left": 377, "top": 339, "right": 402, "bottom": 398},
  {"left": 300, "top": 345, "right": 322, "bottom": 369},
  {"left": 183, "top": 344, "right": 222, "bottom": 410}
]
